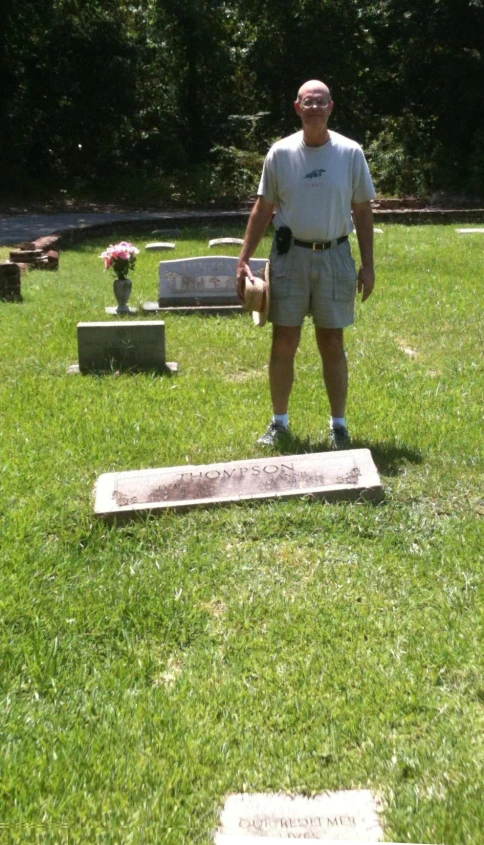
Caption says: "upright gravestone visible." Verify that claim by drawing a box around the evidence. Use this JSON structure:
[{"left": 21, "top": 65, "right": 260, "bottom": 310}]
[
  {"left": 143, "top": 255, "right": 267, "bottom": 314},
  {"left": 0, "top": 262, "right": 22, "bottom": 301},
  {"left": 94, "top": 450, "right": 383, "bottom": 520},
  {"left": 68, "top": 321, "right": 177, "bottom": 374}
]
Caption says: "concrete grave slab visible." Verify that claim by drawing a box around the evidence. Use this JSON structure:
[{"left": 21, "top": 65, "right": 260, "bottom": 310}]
[
  {"left": 209, "top": 238, "right": 244, "bottom": 247},
  {"left": 455, "top": 228, "right": 484, "bottom": 233},
  {"left": 217, "top": 791, "right": 384, "bottom": 841},
  {"left": 145, "top": 242, "right": 176, "bottom": 250},
  {"left": 147, "top": 255, "right": 267, "bottom": 312},
  {"left": 73, "top": 321, "right": 176, "bottom": 374},
  {"left": 215, "top": 838, "right": 432, "bottom": 845},
  {"left": 94, "top": 449, "right": 383, "bottom": 520}
]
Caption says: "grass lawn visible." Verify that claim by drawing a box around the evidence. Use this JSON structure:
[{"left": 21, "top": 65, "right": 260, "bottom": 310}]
[{"left": 0, "top": 223, "right": 483, "bottom": 845}]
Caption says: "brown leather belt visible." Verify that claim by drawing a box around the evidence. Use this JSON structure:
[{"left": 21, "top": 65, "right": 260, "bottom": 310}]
[{"left": 293, "top": 235, "right": 348, "bottom": 251}]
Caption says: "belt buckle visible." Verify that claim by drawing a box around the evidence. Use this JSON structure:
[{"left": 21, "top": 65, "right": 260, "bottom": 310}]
[{"left": 312, "top": 242, "right": 322, "bottom": 251}]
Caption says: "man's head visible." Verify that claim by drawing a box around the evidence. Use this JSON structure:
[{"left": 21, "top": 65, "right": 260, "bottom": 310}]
[{"left": 294, "top": 80, "right": 333, "bottom": 132}]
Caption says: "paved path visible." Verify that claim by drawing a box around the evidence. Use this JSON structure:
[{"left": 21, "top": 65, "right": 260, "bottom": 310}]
[
  {"left": 1, "top": 206, "right": 483, "bottom": 247},
  {"left": 0, "top": 210, "right": 248, "bottom": 246}
]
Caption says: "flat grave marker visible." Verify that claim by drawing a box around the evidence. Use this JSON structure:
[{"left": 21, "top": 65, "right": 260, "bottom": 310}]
[
  {"left": 143, "top": 255, "right": 266, "bottom": 314},
  {"left": 209, "top": 237, "right": 244, "bottom": 247},
  {"left": 69, "top": 321, "right": 177, "bottom": 374},
  {"left": 145, "top": 242, "right": 176, "bottom": 251},
  {"left": 94, "top": 449, "right": 383, "bottom": 520},
  {"left": 216, "top": 790, "right": 384, "bottom": 841},
  {"left": 455, "top": 228, "right": 484, "bottom": 233}
]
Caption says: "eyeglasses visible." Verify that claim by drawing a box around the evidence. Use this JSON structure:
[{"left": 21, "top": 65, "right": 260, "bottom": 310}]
[{"left": 300, "top": 97, "right": 331, "bottom": 109}]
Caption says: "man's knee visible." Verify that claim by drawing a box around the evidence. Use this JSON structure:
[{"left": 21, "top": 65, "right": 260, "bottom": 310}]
[
  {"left": 316, "top": 327, "right": 345, "bottom": 358},
  {"left": 271, "top": 325, "right": 301, "bottom": 358}
]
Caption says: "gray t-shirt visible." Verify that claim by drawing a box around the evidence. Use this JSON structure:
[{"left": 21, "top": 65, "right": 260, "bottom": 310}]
[{"left": 258, "top": 129, "right": 376, "bottom": 241}]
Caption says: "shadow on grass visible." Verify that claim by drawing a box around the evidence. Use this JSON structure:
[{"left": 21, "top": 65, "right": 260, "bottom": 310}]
[{"left": 274, "top": 435, "right": 422, "bottom": 477}]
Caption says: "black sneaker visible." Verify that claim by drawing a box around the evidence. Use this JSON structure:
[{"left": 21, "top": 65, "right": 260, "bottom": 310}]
[
  {"left": 256, "top": 421, "right": 290, "bottom": 446},
  {"left": 329, "top": 425, "right": 351, "bottom": 450}
]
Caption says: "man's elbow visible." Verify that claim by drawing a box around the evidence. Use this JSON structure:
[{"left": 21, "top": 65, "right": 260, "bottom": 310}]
[{"left": 352, "top": 200, "right": 373, "bottom": 216}]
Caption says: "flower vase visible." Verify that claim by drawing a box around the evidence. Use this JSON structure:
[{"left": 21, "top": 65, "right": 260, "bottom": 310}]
[{"left": 113, "top": 278, "right": 132, "bottom": 314}]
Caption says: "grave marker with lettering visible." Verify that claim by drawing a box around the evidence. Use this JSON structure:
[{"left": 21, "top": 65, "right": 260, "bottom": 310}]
[
  {"left": 94, "top": 450, "right": 383, "bottom": 519},
  {"left": 143, "top": 255, "right": 266, "bottom": 314},
  {"left": 72, "top": 321, "right": 176, "bottom": 374},
  {"left": 216, "top": 791, "right": 384, "bottom": 841}
]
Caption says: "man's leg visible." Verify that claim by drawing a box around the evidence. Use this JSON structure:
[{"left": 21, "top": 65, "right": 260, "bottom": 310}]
[
  {"left": 270, "top": 324, "right": 302, "bottom": 414},
  {"left": 315, "top": 326, "right": 347, "bottom": 418}
]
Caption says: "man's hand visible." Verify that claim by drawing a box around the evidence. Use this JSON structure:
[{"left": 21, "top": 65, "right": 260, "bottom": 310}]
[
  {"left": 357, "top": 266, "right": 374, "bottom": 302},
  {"left": 236, "top": 262, "right": 254, "bottom": 303}
]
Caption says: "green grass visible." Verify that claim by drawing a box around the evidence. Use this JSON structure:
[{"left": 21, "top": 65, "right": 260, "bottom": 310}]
[{"left": 0, "top": 224, "right": 483, "bottom": 845}]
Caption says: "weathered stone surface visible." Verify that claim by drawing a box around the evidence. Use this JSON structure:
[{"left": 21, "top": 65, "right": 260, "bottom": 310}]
[
  {"left": 209, "top": 237, "right": 244, "bottom": 247},
  {"left": 157, "top": 255, "right": 266, "bottom": 307},
  {"left": 217, "top": 791, "right": 384, "bottom": 841},
  {"left": 145, "top": 242, "right": 176, "bottom": 250},
  {"left": 94, "top": 449, "right": 383, "bottom": 519},
  {"left": 9, "top": 248, "right": 43, "bottom": 263},
  {"left": 77, "top": 321, "right": 166, "bottom": 373},
  {"left": 34, "top": 235, "right": 61, "bottom": 251},
  {"left": 0, "top": 262, "right": 21, "bottom": 300}
]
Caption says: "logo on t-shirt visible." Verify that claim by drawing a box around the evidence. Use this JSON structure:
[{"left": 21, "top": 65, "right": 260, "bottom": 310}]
[{"left": 304, "top": 168, "right": 326, "bottom": 179}]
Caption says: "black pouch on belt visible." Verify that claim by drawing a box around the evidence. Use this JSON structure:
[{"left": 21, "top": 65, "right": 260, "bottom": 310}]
[{"left": 275, "top": 226, "right": 292, "bottom": 255}]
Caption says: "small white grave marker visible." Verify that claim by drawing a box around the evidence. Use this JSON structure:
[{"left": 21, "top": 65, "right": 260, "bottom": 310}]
[
  {"left": 209, "top": 237, "right": 244, "bottom": 247},
  {"left": 217, "top": 791, "right": 384, "bottom": 841},
  {"left": 455, "top": 228, "right": 484, "bottom": 234},
  {"left": 145, "top": 242, "right": 176, "bottom": 250}
]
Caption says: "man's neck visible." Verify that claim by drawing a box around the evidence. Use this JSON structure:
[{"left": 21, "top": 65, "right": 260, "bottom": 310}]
[{"left": 302, "top": 127, "right": 331, "bottom": 148}]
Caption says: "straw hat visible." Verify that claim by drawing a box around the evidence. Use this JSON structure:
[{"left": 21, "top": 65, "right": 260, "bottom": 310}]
[{"left": 243, "top": 261, "right": 270, "bottom": 327}]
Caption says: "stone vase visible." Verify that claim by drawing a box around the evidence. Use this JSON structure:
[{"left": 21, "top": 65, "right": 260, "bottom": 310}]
[{"left": 113, "top": 277, "right": 132, "bottom": 313}]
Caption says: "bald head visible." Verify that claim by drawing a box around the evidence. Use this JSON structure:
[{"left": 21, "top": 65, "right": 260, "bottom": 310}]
[{"left": 297, "top": 79, "right": 331, "bottom": 101}]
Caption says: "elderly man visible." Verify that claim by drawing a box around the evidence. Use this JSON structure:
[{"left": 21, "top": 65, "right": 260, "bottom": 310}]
[{"left": 237, "top": 79, "right": 375, "bottom": 448}]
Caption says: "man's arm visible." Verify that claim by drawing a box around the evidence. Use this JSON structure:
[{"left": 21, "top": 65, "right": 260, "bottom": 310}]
[
  {"left": 236, "top": 195, "right": 275, "bottom": 301},
  {"left": 352, "top": 200, "right": 375, "bottom": 302}
]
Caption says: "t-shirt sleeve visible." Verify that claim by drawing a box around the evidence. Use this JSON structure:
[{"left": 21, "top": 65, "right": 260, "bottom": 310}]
[
  {"left": 352, "top": 146, "right": 376, "bottom": 203},
  {"left": 257, "top": 148, "right": 279, "bottom": 204}
]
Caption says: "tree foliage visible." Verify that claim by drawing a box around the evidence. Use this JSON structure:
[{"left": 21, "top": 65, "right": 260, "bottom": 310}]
[{"left": 1, "top": 0, "right": 483, "bottom": 198}]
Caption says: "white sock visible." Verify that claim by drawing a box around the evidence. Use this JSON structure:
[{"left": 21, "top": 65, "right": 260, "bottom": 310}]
[
  {"left": 330, "top": 416, "right": 346, "bottom": 429},
  {"left": 273, "top": 413, "right": 289, "bottom": 428}
]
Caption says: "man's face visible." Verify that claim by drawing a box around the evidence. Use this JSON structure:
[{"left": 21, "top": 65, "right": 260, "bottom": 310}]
[{"left": 294, "top": 84, "right": 333, "bottom": 129}]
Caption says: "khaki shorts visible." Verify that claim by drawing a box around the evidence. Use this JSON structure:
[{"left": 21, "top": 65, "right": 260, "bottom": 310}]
[{"left": 268, "top": 238, "right": 357, "bottom": 328}]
